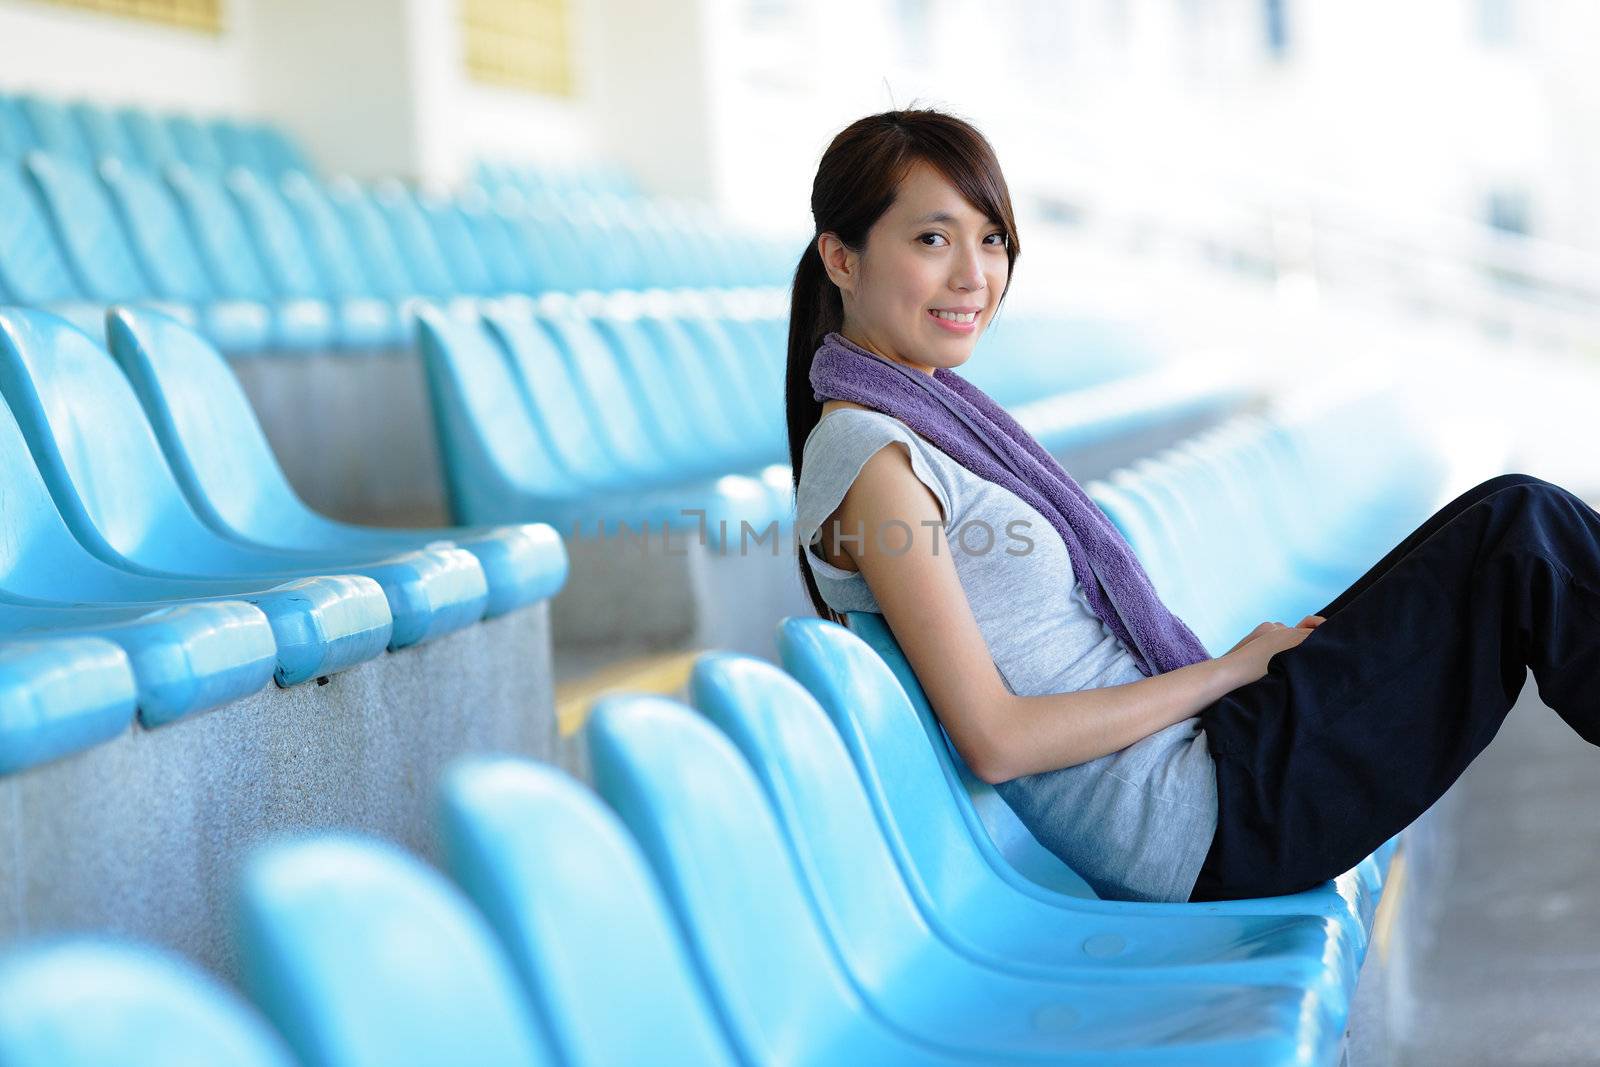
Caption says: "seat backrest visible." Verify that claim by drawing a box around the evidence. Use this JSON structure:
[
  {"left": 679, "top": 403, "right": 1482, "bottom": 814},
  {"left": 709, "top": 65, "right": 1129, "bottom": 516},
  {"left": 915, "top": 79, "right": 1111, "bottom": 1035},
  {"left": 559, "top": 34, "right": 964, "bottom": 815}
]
[
  {"left": 0, "top": 307, "right": 220, "bottom": 567},
  {"left": 674, "top": 314, "right": 784, "bottom": 456},
  {"left": 25, "top": 152, "right": 152, "bottom": 303},
  {"left": 279, "top": 172, "right": 377, "bottom": 300},
  {"left": 637, "top": 313, "right": 756, "bottom": 463},
  {"left": 417, "top": 193, "right": 497, "bottom": 295},
  {"left": 327, "top": 179, "right": 418, "bottom": 299},
  {"left": 437, "top": 757, "right": 741, "bottom": 1067},
  {"left": 118, "top": 108, "right": 183, "bottom": 170},
  {"left": 586, "top": 695, "right": 873, "bottom": 1064},
  {"left": 164, "top": 114, "right": 228, "bottom": 172},
  {"left": 255, "top": 125, "right": 312, "bottom": 177},
  {"left": 776, "top": 615, "right": 1086, "bottom": 908},
  {"left": 98, "top": 160, "right": 215, "bottom": 303},
  {"left": 372, "top": 180, "right": 459, "bottom": 297},
  {"left": 0, "top": 637, "right": 136, "bottom": 776},
  {"left": 0, "top": 164, "right": 83, "bottom": 305},
  {"left": 534, "top": 311, "right": 669, "bottom": 479},
  {"left": 413, "top": 306, "right": 578, "bottom": 522},
  {"left": 457, "top": 192, "right": 537, "bottom": 293},
  {"left": 105, "top": 308, "right": 314, "bottom": 536},
  {"left": 211, "top": 118, "right": 273, "bottom": 175},
  {"left": 586, "top": 312, "right": 707, "bottom": 471},
  {"left": 0, "top": 940, "right": 295, "bottom": 1067},
  {"left": 480, "top": 302, "right": 619, "bottom": 485},
  {"left": 226, "top": 167, "right": 327, "bottom": 299},
  {"left": 0, "top": 95, "right": 34, "bottom": 159},
  {"left": 164, "top": 163, "right": 275, "bottom": 299},
  {"left": 834, "top": 612, "right": 1101, "bottom": 899},
  {"left": 235, "top": 834, "right": 555, "bottom": 1067},
  {"left": 17, "top": 96, "right": 92, "bottom": 164},
  {"left": 71, "top": 102, "right": 139, "bottom": 164},
  {"left": 688, "top": 653, "right": 953, "bottom": 976}
]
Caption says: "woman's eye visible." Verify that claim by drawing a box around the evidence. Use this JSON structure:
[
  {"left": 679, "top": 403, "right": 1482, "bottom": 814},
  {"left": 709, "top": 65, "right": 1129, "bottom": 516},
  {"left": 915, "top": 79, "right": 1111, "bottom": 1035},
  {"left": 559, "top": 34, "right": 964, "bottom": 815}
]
[
  {"left": 985, "top": 232, "right": 1007, "bottom": 246},
  {"left": 918, "top": 233, "right": 946, "bottom": 246}
]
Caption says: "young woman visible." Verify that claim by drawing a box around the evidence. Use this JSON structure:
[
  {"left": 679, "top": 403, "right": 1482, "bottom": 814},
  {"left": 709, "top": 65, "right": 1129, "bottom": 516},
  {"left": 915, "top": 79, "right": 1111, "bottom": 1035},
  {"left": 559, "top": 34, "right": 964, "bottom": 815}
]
[{"left": 787, "top": 107, "right": 1600, "bottom": 904}]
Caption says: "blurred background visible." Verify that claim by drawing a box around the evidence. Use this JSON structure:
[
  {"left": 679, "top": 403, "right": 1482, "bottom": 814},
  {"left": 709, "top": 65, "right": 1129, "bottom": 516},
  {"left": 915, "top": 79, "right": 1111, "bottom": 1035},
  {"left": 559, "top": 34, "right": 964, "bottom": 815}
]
[{"left": 3, "top": 2, "right": 1600, "bottom": 1063}]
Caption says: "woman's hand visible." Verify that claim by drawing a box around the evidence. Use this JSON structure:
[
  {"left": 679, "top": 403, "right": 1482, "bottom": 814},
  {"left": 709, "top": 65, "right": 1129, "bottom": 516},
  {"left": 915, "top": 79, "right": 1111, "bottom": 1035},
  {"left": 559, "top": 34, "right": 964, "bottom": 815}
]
[
  {"left": 1223, "top": 615, "right": 1324, "bottom": 656},
  {"left": 1219, "top": 618, "right": 1320, "bottom": 687}
]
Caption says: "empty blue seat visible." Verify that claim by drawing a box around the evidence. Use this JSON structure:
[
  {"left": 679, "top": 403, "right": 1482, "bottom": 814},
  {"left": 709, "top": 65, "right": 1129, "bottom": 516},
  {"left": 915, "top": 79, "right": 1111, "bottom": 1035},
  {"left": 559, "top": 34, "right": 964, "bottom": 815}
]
[
  {"left": 416, "top": 305, "right": 773, "bottom": 546},
  {"left": 589, "top": 694, "right": 1339, "bottom": 1065},
  {"left": 108, "top": 307, "right": 568, "bottom": 617},
  {"left": 0, "top": 636, "right": 135, "bottom": 774},
  {"left": 0, "top": 161, "right": 103, "bottom": 335},
  {"left": 372, "top": 180, "right": 465, "bottom": 299},
  {"left": 437, "top": 756, "right": 742, "bottom": 1067},
  {"left": 415, "top": 189, "right": 499, "bottom": 297},
  {"left": 98, "top": 158, "right": 273, "bottom": 353},
  {"left": 118, "top": 108, "right": 183, "bottom": 171},
  {"left": 16, "top": 96, "right": 93, "bottom": 164},
  {"left": 164, "top": 114, "right": 228, "bottom": 172},
  {"left": 23, "top": 151, "right": 164, "bottom": 310},
  {"left": 253, "top": 123, "right": 312, "bottom": 177},
  {"left": 70, "top": 101, "right": 140, "bottom": 165},
  {"left": 210, "top": 117, "right": 274, "bottom": 175},
  {"left": 456, "top": 189, "right": 541, "bottom": 294},
  {"left": 0, "top": 939, "right": 295, "bottom": 1067},
  {"left": 0, "top": 307, "right": 484, "bottom": 652},
  {"left": 165, "top": 163, "right": 336, "bottom": 349},
  {"left": 0, "top": 96, "right": 33, "bottom": 159},
  {"left": 227, "top": 168, "right": 400, "bottom": 347},
  {"left": 325, "top": 178, "right": 434, "bottom": 309},
  {"left": 234, "top": 834, "right": 556, "bottom": 1067},
  {"left": 777, "top": 617, "right": 1383, "bottom": 952},
  {"left": 278, "top": 172, "right": 408, "bottom": 333}
]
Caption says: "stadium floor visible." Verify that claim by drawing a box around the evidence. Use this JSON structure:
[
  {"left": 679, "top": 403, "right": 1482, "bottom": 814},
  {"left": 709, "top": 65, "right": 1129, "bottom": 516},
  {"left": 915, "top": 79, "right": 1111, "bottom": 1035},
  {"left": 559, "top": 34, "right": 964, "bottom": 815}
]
[{"left": 1399, "top": 669, "right": 1600, "bottom": 1064}]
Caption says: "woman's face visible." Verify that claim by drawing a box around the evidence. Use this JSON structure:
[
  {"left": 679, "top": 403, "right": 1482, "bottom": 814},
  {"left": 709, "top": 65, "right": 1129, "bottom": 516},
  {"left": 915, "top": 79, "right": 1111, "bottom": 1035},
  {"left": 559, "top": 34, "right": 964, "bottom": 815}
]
[{"left": 821, "top": 160, "right": 1011, "bottom": 375}]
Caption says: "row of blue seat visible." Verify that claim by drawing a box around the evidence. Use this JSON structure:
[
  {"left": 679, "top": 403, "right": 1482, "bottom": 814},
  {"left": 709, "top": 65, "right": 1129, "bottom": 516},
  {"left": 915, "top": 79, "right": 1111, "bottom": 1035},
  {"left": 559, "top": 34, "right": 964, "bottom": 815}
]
[
  {"left": 474, "top": 157, "right": 639, "bottom": 201},
  {"left": 0, "top": 305, "right": 566, "bottom": 769},
  {"left": 0, "top": 91, "right": 308, "bottom": 177},
  {"left": 0, "top": 623, "right": 1359, "bottom": 1066},
  {"left": 0, "top": 398, "right": 1438, "bottom": 1064},
  {"left": 0, "top": 151, "right": 792, "bottom": 355}
]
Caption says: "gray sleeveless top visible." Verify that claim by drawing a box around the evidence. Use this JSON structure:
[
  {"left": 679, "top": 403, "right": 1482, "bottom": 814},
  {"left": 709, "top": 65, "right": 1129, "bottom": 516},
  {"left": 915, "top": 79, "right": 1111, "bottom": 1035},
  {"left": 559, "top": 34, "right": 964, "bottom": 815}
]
[{"left": 796, "top": 408, "right": 1217, "bottom": 903}]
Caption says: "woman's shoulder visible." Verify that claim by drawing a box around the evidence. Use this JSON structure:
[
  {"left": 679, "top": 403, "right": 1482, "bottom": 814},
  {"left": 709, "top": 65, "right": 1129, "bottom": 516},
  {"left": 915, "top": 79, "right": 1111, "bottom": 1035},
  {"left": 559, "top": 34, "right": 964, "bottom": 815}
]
[{"left": 797, "top": 405, "right": 956, "bottom": 528}]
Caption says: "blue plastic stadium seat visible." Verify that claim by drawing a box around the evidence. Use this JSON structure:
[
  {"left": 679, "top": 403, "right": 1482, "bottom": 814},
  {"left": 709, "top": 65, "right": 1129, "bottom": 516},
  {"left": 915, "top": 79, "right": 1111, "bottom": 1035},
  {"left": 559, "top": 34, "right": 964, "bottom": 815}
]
[
  {"left": 0, "top": 161, "right": 104, "bottom": 335},
  {"left": 687, "top": 654, "right": 1351, "bottom": 1005},
  {"left": 414, "top": 187, "right": 500, "bottom": 297},
  {"left": 165, "top": 163, "right": 336, "bottom": 350},
  {"left": 0, "top": 636, "right": 135, "bottom": 774},
  {"left": 278, "top": 171, "right": 411, "bottom": 339},
  {"left": 108, "top": 308, "right": 567, "bottom": 617},
  {"left": 456, "top": 188, "right": 541, "bottom": 294},
  {"left": 70, "top": 101, "right": 140, "bottom": 165},
  {"left": 118, "top": 108, "right": 183, "bottom": 171},
  {"left": 370, "top": 179, "right": 480, "bottom": 300},
  {"left": 0, "top": 308, "right": 486, "bottom": 654},
  {"left": 777, "top": 617, "right": 1384, "bottom": 949},
  {"left": 324, "top": 178, "right": 470, "bottom": 320},
  {"left": 227, "top": 168, "right": 401, "bottom": 347},
  {"left": 588, "top": 694, "right": 1344, "bottom": 1065},
  {"left": 416, "top": 305, "right": 777, "bottom": 546},
  {"left": 437, "top": 756, "right": 742, "bottom": 1067},
  {"left": 164, "top": 114, "right": 228, "bottom": 173},
  {"left": 98, "top": 158, "right": 273, "bottom": 353},
  {"left": 253, "top": 123, "right": 312, "bottom": 177},
  {"left": 0, "top": 95, "right": 34, "bottom": 159},
  {"left": 210, "top": 117, "right": 274, "bottom": 175},
  {"left": 234, "top": 834, "right": 556, "bottom": 1067},
  {"left": 0, "top": 939, "right": 295, "bottom": 1067},
  {"left": 22, "top": 151, "right": 180, "bottom": 316},
  {"left": 17, "top": 96, "right": 94, "bottom": 164}
]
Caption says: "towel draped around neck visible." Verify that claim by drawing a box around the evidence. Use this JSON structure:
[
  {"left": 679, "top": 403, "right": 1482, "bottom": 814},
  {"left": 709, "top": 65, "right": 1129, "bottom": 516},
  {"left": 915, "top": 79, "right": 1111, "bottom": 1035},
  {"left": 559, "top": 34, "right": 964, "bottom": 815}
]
[{"left": 808, "top": 329, "right": 1210, "bottom": 676}]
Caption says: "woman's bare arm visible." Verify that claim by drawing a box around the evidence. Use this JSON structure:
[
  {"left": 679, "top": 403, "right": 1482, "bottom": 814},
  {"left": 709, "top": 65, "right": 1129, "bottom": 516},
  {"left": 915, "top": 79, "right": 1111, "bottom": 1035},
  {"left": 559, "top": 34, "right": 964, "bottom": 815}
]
[{"left": 831, "top": 442, "right": 1309, "bottom": 784}]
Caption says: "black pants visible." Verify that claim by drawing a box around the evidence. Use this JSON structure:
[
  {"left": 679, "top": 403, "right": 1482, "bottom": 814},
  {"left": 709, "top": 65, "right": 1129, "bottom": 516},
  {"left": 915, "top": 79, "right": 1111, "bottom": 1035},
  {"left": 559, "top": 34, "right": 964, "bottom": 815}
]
[{"left": 1188, "top": 473, "right": 1600, "bottom": 903}]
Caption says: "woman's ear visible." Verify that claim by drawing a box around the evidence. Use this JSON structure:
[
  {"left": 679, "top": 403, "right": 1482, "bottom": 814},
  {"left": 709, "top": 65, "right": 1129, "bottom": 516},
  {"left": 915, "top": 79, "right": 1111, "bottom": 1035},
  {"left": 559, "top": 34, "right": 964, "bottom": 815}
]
[{"left": 817, "top": 232, "right": 858, "bottom": 294}]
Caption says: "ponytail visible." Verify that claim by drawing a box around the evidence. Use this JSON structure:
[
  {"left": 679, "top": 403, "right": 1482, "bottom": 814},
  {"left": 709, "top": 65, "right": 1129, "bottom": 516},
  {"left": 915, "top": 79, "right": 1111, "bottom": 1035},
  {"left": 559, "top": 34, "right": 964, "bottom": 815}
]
[{"left": 787, "top": 236, "right": 847, "bottom": 624}]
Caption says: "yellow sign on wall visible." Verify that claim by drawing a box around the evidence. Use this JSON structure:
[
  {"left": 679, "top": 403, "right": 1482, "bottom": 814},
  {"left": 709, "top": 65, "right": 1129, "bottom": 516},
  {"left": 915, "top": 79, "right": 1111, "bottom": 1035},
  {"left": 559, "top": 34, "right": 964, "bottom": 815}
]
[
  {"left": 461, "top": 0, "right": 574, "bottom": 97},
  {"left": 31, "top": 0, "right": 222, "bottom": 33}
]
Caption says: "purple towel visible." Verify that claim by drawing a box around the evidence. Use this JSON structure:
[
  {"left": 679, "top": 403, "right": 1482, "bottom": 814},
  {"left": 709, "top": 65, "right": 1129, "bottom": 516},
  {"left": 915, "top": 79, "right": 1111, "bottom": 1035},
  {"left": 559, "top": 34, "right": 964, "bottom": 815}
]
[{"left": 809, "top": 330, "right": 1210, "bottom": 676}]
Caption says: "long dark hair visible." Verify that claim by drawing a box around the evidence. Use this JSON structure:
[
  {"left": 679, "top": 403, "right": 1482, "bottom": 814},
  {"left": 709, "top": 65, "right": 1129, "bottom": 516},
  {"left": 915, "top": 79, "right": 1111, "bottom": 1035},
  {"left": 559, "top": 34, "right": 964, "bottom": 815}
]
[{"left": 786, "top": 108, "right": 1022, "bottom": 621}]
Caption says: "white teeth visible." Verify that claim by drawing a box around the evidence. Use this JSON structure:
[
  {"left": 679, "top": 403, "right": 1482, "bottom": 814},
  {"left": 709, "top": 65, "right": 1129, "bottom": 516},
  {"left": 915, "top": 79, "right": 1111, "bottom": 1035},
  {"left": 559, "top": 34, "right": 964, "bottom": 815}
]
[{"left": 931, "top": 310, "right": 977, "bottom": 323}]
